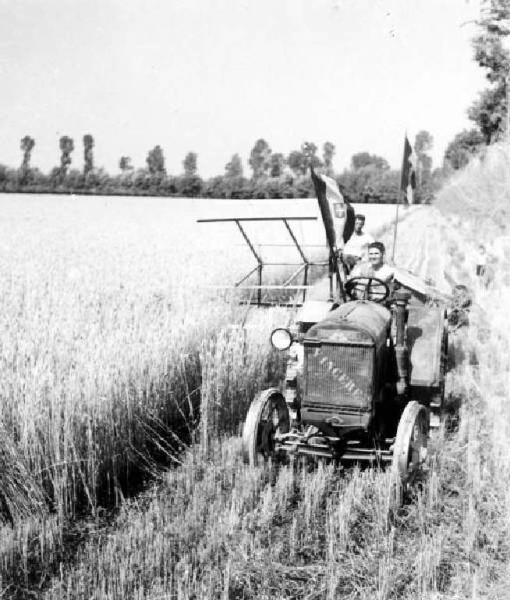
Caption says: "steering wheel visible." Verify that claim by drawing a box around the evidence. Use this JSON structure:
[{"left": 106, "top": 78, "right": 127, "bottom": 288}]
[{"left": 345, "top": 276, "right": 390, "bottom": 303}]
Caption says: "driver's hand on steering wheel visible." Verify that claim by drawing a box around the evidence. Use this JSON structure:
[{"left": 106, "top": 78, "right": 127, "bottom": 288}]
[{"left": 344, "top": 276, "right": 390, "bottom": 303}]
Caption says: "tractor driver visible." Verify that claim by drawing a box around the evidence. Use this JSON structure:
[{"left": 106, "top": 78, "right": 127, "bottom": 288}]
[{"left": 350, "top": 241, "right": 394, "bottom": 283}]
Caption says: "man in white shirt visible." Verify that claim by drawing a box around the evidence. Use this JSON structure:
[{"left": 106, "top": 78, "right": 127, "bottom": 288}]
[
  {"left": 343, "top": 214, "right": 375, "bottom": 270},
  {"left": 350, "top": 241, "right": 394, "bottom": 283}
]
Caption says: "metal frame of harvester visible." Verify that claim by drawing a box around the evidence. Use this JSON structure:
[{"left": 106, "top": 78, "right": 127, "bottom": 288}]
[{"left": 197, "top": 216, "right": 342, "bottom": 306}]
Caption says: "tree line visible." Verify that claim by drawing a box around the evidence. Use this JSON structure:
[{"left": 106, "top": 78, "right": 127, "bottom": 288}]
[
  {"left": 1, "top": 134, "right": 438, "bottom": 203},
  {"left": 443, "top": 0, "right": 510, "bottom": 169},
  {"left": 2, "top": 1, "right": 507, "bottom": 200}
]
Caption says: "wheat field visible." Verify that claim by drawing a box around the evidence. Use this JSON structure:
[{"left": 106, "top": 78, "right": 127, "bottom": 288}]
[
  {"left": 1, "top": 165, "right": 509, "bottom": 599},
  {"left": 0, "top": 195, "right": 407, "bottom": 595}
]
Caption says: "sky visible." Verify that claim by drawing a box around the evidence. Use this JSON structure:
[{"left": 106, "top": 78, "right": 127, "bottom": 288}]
[{"left": 0, "top": 0, "right": 487, "bottom": 177}]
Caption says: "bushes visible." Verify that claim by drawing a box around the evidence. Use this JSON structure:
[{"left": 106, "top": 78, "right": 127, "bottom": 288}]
[{"left": 0, "top": 165, "right": 403, "bottom": 202}]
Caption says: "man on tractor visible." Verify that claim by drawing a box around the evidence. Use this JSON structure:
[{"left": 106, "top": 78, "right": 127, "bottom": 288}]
[
  {"left": 343, "top": 241, "right": 395, "bottom": 303},
  {"left": 350, "top": 241, "right": 394, "bottom": 283},
  {"left": 342, "top": 214, "right": 375, "bottom": 272}
]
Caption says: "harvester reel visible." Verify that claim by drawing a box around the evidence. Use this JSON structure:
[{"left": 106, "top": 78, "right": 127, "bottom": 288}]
[
  {"left": 242, "top": 388, "right": 290, "bottom": 466},
  {"left": 345, "top": 276, "right": 390, "bottom": 303},
  {"left": 391, "top": 401, "right": 429, "bottom": 504}
]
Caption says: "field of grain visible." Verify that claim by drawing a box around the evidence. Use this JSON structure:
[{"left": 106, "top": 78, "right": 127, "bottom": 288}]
[
  {"left": 0, "top": 195, "right": 408, "bottom": 595},
  {"left": 1, "top": 170, "right": 509, "bottom": 599},
  {"left": 33, "top": 192, "right": 510, "bottom": 600}
]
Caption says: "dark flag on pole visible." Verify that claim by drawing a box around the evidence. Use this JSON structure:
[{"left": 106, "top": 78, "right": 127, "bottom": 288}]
[
  {"left": 310, "top": 166, "right": 355, "bottom": 247},
  {"left": 392, "top": 134, "right": 416, "bottom": 260},
  {"left": 400, "top": 135, "right": 416, "bottom": 204}
]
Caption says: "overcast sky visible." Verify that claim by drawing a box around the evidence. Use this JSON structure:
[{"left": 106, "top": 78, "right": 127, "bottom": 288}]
[{"left": 0, "top": 0, "right": 486, "bottom": 177}]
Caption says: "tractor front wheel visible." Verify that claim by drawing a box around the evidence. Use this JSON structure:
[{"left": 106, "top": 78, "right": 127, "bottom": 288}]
[
  {"left": 242, "top": 388, "right": 290, "bottom": 466},
  {"left": 391, "top": 401, "right": 429, "bottom": 504}
]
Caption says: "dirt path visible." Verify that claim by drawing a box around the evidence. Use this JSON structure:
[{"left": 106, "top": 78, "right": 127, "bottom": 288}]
[{"left": 390, "top": 206, "right": 452, "bottom": 291}]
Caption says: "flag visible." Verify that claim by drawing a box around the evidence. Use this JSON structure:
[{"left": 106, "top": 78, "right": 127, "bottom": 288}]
[
  {"left": 400, "top": 135, "right": 416, "bottom": 204},
  {"left": 310, "top": 167, "right": 355, "bottom": 249}
]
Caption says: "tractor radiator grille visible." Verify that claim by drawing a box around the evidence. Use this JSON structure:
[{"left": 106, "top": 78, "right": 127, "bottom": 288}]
[{"left": 303, "top": 344, "right": 373, "bottom": 411}]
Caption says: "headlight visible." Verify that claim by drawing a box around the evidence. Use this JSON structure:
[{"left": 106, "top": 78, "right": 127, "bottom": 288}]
[{"left": 270, "top": 328, "right": 293, "bottom": 351}]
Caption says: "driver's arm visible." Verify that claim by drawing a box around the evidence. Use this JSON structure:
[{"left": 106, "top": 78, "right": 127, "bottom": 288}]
[{"left": 350, "top": 262, "right": 364, "bottom": 279}]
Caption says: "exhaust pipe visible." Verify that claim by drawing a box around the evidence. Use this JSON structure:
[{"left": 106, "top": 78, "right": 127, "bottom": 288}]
[{"left": 393, "top": 290, "right": 411, "bottom": 397}]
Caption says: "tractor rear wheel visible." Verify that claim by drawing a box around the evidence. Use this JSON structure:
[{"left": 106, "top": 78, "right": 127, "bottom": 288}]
[
  {"left": 391, "top": 401, "right": 429, "bottom": 504},
  {"left": 242, "top": 388, "right": 290, "bottom": 466}
]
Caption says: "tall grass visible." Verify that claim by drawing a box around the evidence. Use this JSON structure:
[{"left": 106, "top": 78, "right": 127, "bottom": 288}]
[
  {"left": 0, "top": 194, "right": 405, "bottom": 530},
  {"left": 0, "top": 188, "right": 495, "bottom": 597},
  {"left": 21, "top": 144, "right": 510, "bottom": 599},
  {"left": 0, "top": 198, "right": 280, "bottom": 522}
]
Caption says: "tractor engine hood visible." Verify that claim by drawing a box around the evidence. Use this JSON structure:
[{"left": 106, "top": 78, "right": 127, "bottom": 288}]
[{"left": 305, "top": 301, "right": 391, "bottom": 346}]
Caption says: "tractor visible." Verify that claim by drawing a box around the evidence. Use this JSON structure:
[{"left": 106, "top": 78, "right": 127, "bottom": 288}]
[
  {"left": 242, "top": 279, "right": 448, "bottom": 497},
  {"left": 199, "top": 169, "right": 450, "bottom": 497}
]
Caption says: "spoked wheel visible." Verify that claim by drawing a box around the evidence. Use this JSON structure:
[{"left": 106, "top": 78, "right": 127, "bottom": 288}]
[
  {"left": 391, "top": 401, "right": 429, "bottom": 505},
  {"left": 242, "top": 388, "right": 290, "bottom": 466}
]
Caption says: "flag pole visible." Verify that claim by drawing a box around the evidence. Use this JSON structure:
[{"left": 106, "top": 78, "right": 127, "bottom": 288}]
[
  {"left": 392, "top": 132, "right": 411, "bottom": 263},
  {"left": 391, "top": 188, "right": 402, "bottom": 262}
]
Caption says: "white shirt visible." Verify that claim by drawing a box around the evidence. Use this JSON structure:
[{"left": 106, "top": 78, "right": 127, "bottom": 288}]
[
  {"left": 344, "top": 231, "right": 375, "bottom": 260},
  {"left": 351, "top": 261, "right": 394, "bottom": 283}
]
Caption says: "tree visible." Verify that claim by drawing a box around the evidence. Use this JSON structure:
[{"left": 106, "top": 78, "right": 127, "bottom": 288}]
[
  {"left": 351, "top": 152, "right": 389, "bottom": 171},
  {"left": 178, "top": 152, "right": 202, "bottom": 196},
  {"left": 83, "top": 134, "right": 94, "bottom": 175},
  {"left": 224, "top": 154, "right": 243, "bottom": 178},
  {"left": 287, "top": 150, "right": 307, "bottom": 176},
  {"left": 20, "top": 136, "right": 35, "bottom": 171},
  {"left": 183, "top": 152, "right": 198, "bottom": 177},
  {"left": 203, "top": 176, "right": 227, "bottom": 198},
  {"left": 469, "top": 0, "right": 510, "bottom": 141},
  {"left": 322, "top": 141, "right": 335, "bottom": 174},
  {"left": 223, "top": 154, "right": 246, "bottom": 198},
  {"left": 301, "top": 141, "right": 322, "bottom": 170},
  {"left": 59, "top": 136, "right": 74, "bottom": 178},
  {"left": 413, "top": 130, "right": 433, "bottom": 188},
  {"left": 119, "top": 156, "right": 133, "bottom": 173},
  {"left": 338, "top": 166, "right": 399, "bottom": 204},
  {"left": 133, "top": 168, "right": 151, "bottom": 191},
  {"left": 248, "top": 139, "right": 271, "bottom": 179},
  {"left": 468, "top": 85, "right": 508, "bottom": 143},
  {"left": 176, "top": 173, "right": 202, "bottom": 196},
  {"left": 268, "top": 153, "right": 285, "bottom": 177},
  {"left": 443, "top": 129, "right": 485, "bottom": 170},
  {"left": 146, "top": 145, "right": 166, "bottom": 175},
  {"left": 67, "top": 169, "right": 85, "bottom": 190}
]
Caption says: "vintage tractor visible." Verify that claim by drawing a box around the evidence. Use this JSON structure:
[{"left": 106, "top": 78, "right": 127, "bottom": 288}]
[
  {"left": 240, "top": 171, "right": 449, "bottom": 498},
  {"left": 241, "top": 280, "right": 448, "bottom": 496},
  {"left": 199, "top": 169, "right": 449, "bottom": 496}
]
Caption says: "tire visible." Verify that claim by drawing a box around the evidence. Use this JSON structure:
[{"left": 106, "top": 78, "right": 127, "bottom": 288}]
[
  {"left": 242, "top": 388, "right": 290, "bottom": 466},
  {"left": 391, "top": 401, "right": 429, "bottom": 505}
]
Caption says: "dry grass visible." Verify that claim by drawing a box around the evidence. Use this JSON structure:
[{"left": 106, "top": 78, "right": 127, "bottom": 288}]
[
  {"left": 0, "top": 195, "right": 402, "bottom": 527},
  {"left": 0, "top": 182, "right": 506, "bottom": 599},
  {"left": 0, "top": 195, "right": 398, "bottom": 594},
  {"left": 31, "top": 146, "right": 510, "bottom": 599}
]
